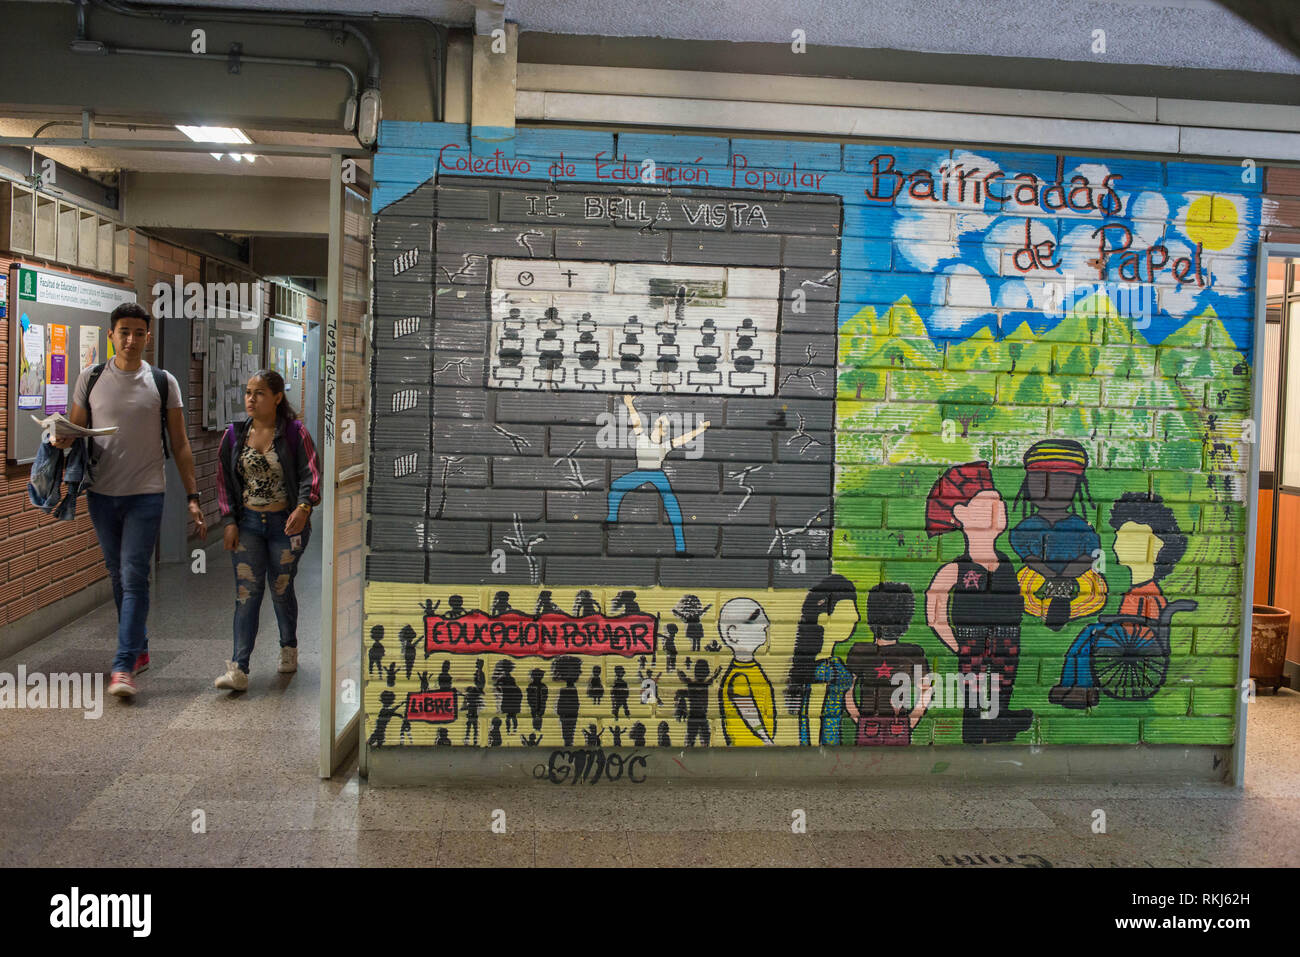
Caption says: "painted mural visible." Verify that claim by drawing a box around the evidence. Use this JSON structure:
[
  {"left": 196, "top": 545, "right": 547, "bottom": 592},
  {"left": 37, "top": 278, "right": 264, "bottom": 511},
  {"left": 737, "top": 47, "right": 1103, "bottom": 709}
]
[{"left": 364, "top": 124, "right": 1256, "bottom": 750}]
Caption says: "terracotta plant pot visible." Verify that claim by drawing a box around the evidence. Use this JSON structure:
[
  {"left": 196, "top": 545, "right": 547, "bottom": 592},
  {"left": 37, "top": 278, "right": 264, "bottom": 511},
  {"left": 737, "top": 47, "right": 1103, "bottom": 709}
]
[{"left": 1251, "top": 605, "right": 1292, "bottom": 694}]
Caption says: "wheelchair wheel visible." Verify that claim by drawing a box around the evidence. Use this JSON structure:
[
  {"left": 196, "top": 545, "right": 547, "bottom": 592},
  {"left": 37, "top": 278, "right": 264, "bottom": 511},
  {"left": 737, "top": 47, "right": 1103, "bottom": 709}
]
[{"left": 1092, "top": 625, "right": 1168, "bottom": 701}]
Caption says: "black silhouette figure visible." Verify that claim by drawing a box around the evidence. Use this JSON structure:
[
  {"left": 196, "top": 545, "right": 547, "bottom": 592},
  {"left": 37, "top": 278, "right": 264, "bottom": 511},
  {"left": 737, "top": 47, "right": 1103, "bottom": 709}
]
[
  {"left": 399, "top": 714, "right": 414, "bottom": 744},
  {"left": 418, "top": 671, "right": 431, "bottom": 692},
  {"left": 630, "top": 723, "right": 647, "bottom": 748},
  {"left": 368, "top": 625, "right": 386, "bottom": 677},
  {"left": 610, "top": 725, "right": 625, "bottom": 747},
  {"left": 576, "top": 314, "right": 600, "bottom": 371},
  {"left": 663, "top": 623, "right": 680, "bottom": 671},
  {"left": 461, "top": 681, "right": 484, "bottom": 746},
  {"left": 520, "top": 733, "right": 543, "bottom": 747},
  {"left": 620, "top": 317, "right": 644, "bottom": 373},
  {"left": 583, "top": 724, "right": 604, "bottom": 748},
  {"left": 488, "top": 717, "right": 503, "bottom": 747},
  {"left": 438, "top": 660, "right": 453, "bottom": 692},
  {"left": 611, "top": 665, "right": 631, "bottom": 719},
  {"left": 493, "top": 660, "right": 522, "bottom": 734},
  {"left": 733, "top": 317, "right": 757, "bottom": 374},
  {"left": 422, "top": 598, "right": 439, "bottom": 617},
  {"left": 612, "top": 590, "right": 642, "bottom": 615},
  {"left": 658, "top": 721, "right": 672, "bottom": 747},
  {"left": 656, "top": 319, "right": 679, "bottom": 375},
  {"left": 367, "top": 690, "right": 401, "bottom": 748},
  {"left": 445, "top": 594, "right": 470, "bottom": 619},
  {"left": 674, "top": 688, "right": 689, "bottom": 723},
  {"left": 677, "top": 658, "right": 723, "bottom": 747},
  {"left": 697, "top": 318, "right": 719, "bottom": 374},
  {"left": 526, "top": 668, "right": 549, "bottom": 732},
  {"left": 435, "top": 728, "right": 452, "bottom": 746},
  {"left": 573, "top": 590, "right": 602, "bottom": 617},
  {"left": 587, "top": 665, "right": 605, "bottom": 705},
  {"left": 385, "top": 662, "right": 398, "bottom": 687},
  {"left": 704, "top": 639, "right": 722, "bottom": 653},
  {"left": 498, "top": 308, "right": 525, "bottom": 369},
  {"left": 400, "top": 624, "right": 418, "bottom": 679},
  {"left": 552, "top": 656, "right": 583, "bottom": 747},
  {"left": 473, "top": 659, "right": 486, "bottom": 693},
  {"left": 535, "top": 590, "right": 563, "bottom": 616},
  {"left": 490, "top": 590, "right": 516, "bottom": 616},
  {"left": 536, "top": 307, "right": 565, "bottom": 372},
  {"left": 673, "top": 596, "right": 711, "bottom": 652}
]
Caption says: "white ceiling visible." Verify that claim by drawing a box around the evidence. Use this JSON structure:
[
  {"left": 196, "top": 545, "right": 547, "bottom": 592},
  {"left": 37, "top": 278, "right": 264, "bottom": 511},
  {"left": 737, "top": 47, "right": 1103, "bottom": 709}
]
[{"left": 0, "top": 117, "right": 362, "bottom": 179}]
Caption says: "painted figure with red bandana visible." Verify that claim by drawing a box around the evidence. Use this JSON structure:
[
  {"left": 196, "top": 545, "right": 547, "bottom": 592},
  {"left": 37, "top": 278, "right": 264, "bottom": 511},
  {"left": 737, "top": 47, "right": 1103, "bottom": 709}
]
[{"left": 924, "top": 462, "right": 1034, "bottom": 744}]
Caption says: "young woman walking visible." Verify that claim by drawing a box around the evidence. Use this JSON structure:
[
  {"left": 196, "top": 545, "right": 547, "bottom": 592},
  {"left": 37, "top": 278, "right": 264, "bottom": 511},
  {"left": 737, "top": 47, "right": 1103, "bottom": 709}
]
[{"left": 214, "top": 370, "right": 321, "bottom": 691}]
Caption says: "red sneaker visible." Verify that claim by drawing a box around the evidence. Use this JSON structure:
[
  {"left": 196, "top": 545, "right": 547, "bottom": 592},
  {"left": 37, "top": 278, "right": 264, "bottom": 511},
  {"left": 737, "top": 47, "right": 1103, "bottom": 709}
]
[
  {"left": 107, "top": 672, "right": 137, "bottom": 697},
  {"left": 133, "top": 652, "right": 150, "bottom": 675}
]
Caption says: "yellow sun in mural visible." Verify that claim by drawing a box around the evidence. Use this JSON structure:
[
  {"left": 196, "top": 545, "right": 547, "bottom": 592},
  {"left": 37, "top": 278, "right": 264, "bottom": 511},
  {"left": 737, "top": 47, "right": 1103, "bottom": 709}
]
[{"left": 1184, "top": 194, "right": 1239, "bottom": 250}]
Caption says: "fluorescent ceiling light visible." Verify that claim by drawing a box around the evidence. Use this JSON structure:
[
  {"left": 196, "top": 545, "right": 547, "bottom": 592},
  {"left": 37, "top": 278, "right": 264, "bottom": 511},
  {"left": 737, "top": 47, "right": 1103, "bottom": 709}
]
[{"left": 176, "top": 125, "right": 257, "bottom": 162}]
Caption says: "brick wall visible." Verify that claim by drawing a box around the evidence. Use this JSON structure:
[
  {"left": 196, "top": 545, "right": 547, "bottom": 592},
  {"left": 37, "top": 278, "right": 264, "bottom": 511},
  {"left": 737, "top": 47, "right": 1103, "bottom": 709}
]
[
  {"left": 0, "top": 234, "right": 249, "bottom": 632},
  {"left": 361, "top": 124, "right": 1259, "bottom": 751}
]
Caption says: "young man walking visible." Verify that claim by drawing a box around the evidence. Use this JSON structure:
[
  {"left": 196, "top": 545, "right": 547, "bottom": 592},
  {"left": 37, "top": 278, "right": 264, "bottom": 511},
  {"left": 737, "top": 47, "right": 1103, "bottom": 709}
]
[{"left": 53, "top": 302, "right": 205, "bottom": 698}]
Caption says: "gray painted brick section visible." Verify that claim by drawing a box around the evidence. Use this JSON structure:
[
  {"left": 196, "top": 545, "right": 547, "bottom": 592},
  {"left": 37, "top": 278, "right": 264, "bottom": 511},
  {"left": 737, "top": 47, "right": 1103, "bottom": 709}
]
[
  {"left": 554, "top": 227, "right": 670, "bottom": 262},
  {"left": 372, "top": 180, "right": 842, "bottom": 588},
  {"left": 368, "top": 553, "right": 426, "bottom": 583},
  {"left": 373, "top": 319, "right": 433, "bottom": 352},
  {"left": 436, "top": 186, "right": 492, "bottom": 219},
  {"left": 382, "top": 184, "right": 437, "bottom": 217},
  {"left": 669, "top": 231, "right": 781, "bottom": 266}
]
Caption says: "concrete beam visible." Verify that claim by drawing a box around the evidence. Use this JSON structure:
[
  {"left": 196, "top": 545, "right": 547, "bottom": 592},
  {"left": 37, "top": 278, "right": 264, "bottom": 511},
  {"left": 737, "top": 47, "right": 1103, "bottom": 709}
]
[
  {"left": 251, "top": 235, "right": 329, "bottom": 277},
  {"left": 471, "top": 21, "right": 517, "bottom": 155},
  {"left": 123, "top": 172, "right": 329, "bottom": 234}
]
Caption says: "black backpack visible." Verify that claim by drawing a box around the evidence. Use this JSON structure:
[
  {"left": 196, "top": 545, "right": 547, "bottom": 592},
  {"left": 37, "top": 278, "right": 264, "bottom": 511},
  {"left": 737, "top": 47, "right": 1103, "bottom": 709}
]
[{"left": 83, "top": 361, "right": 172, "bottom": 459}]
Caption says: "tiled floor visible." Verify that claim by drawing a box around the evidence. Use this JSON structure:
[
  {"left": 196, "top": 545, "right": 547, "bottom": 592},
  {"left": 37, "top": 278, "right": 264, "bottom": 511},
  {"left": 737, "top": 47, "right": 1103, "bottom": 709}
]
[{"left": 2, "top": 539, "right": 1298, "bottom": 867}]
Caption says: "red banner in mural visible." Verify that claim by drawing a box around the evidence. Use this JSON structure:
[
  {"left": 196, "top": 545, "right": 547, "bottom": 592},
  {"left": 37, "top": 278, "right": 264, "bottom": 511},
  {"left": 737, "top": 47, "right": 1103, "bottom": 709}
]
[
  {"left": 404, "top": 690, "right": 456, "bottom": 723},
  {"left": 424, "top": 611, "right": 656, "bottom": 658}
]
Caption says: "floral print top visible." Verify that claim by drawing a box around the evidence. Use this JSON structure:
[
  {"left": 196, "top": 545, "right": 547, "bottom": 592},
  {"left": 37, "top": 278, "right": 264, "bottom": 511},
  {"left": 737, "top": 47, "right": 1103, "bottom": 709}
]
[{"left": 237, "top": 442, "right": 288, "bottom": 507}]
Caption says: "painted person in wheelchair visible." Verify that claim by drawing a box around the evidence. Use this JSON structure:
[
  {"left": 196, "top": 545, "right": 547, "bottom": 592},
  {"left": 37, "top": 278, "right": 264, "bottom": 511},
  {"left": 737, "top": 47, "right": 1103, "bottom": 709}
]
[
  {"left": 1009, "top": 440, "right": 1108, "bottom": 632},
  {"left": 1049, "top": 491, "right": 1189, "bottom": 709}
]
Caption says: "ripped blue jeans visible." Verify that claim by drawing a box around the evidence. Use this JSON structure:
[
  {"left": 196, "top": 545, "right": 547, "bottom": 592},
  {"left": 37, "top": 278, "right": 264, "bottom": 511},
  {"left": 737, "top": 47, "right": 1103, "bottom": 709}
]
[{"left": 231, "top": 509, "right": 310, "bottom": 674}]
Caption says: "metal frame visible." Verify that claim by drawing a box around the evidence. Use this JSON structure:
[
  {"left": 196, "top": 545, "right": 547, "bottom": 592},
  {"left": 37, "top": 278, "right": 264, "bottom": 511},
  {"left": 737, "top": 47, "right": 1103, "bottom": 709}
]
[
  {"left": 1238, "top": 240, "right": 1300, "bottom": 787},
  {"left": 0, "top": 136, "right": 369, "bottom": 158}
]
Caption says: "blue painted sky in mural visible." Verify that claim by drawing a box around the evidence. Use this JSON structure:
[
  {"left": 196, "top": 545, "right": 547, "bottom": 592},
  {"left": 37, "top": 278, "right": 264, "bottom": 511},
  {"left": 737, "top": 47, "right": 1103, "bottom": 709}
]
[{"left": 374, "top": 122, "right": 1261, "bottom": 358}]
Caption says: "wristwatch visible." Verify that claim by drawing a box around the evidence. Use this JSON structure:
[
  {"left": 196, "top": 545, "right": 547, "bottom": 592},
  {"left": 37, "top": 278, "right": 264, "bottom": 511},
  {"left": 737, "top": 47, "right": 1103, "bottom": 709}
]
[
  {"left": 187, "top": 493, "right": 201, "bottom": 505},
  {"left": 296, "top": 503, "right": 312, "bottom": 514}
]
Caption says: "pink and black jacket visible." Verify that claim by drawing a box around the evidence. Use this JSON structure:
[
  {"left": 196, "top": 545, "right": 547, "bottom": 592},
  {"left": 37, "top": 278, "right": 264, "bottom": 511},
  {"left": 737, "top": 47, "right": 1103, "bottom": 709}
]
[{"left": 216, "top": 417, "right": 322, "bottom": 527}]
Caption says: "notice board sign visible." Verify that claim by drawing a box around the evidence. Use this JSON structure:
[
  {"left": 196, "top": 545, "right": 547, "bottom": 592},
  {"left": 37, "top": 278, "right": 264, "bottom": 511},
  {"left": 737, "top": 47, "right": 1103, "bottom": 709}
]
[{"left": 6, "top": 264, "right": 135, "bottom": 464}]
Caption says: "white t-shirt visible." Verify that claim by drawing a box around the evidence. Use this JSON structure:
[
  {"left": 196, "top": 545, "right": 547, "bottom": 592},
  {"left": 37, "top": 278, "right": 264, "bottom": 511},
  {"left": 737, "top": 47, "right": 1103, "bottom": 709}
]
[
  {"left": 634, "top": 431, "right": 671, "bottom": 470},
  {"left": 72, "top": 359, "right": 183, "bottom": 496}
]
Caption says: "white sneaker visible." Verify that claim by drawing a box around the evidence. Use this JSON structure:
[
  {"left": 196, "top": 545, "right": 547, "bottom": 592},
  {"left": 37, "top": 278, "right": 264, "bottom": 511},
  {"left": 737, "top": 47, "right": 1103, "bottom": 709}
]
[
  {"left": 214, "top": 661, "right": 248, "bottom": 691},
  {"left": 278, "top": 647, "right": 298, "bottom": 674}
]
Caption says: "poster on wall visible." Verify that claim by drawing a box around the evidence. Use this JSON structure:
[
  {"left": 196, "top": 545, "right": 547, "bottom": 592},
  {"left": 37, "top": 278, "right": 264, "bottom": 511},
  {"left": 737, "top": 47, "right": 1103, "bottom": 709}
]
[
  {"left": 0, "top": 273, "right": 7, "bottom": 319},
  {"left": 46, "top": 324, "right": 68, "bottom": 414},
  {"left": 78, "top": 325, "right": 100, "bottom": 371},
  {"left": 18, "top": 320, "right": 45, "bottom": 409}
]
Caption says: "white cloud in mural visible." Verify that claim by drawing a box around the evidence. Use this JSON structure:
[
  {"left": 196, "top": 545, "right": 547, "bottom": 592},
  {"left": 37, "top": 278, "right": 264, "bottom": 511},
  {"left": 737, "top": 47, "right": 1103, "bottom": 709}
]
[
  {"left": 928, "top": 264, "right": 992, "bottom": 331},
  {"left": 1172, "top": 192, "right": 1250, "bottom": 290}
]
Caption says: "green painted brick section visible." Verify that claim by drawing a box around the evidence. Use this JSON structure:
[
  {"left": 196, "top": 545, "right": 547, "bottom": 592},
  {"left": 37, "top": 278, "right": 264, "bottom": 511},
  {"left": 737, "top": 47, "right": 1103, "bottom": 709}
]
[
  {"left": 887, "top": 434, "right": 994, "bottom": 465},
  {"left": 838, "top": 529, "right": 938, "bottom": 561},
  {"left": 835, "top": 496, "right": 886, "bottom": 527},
  {"left": 839, "top": 401, "right": 944, "bottom": 433},
  {"left": 1091, "top": 345, "right": 1156, "bottom": 377},
  {"left": 1091, "top": 687, "right": 1192, "bottom": 716},
  {"left": 1205, "top": 381, "right": 1251, "bottom": 410},
  {"left": 1182, "top": 534, "right": 1246, "bottom": 565},
  {"left": 1180, "top": 597, "right": 1241, "bottom": 627},
  {"left": 1050, "top": 407, "right": 1155, "bottom": 440},
  {"left": 1157, "top": 348, "right": 1246, "bottom": 379},
  {"left": 1165, "top": 657, "right": 1239, "bottom": 685},
  {"left": 837, "top": 433, "right": 888, "bottom": 464},
  {"left": 1154, "top": 410, "right": 1209, "bottom": 441},
  {"left": 1040, "top": 718, "right": 1141, "bottom": 744},
  {"left": 890, "top": 370, "right": 998, "bottom": 402},
  {"left": 1141, "top": 717, "right": 1233, "bottom": 744},
  {"left": 1099, "top": 440, "right": 1203, "bottom": 470},
  {"left": 941, "top": 405, "right": 1048, "bottom": 436},
  {"left": 1085, "top": 470, "right": 1150, "bottom": 499},
  {"left": 999, "top": 374, "right": 1101, "bottom": 406},
  {"left": 881, "top": 561, "right": 941, "bottom": 591},
  {"left": 1190, "top": 687, "right": 1238, "bottom": 716},
  {"left": 1006, "top": 342, "right": 1053, "bottom": 374},
  {"left": 836, "top": 466, "right": 937, "bottom": 498},
  {"left": 1052, "top": 344, "right": 1099, "bottom": 376},
  {"left": 1193, "top": 628, "right": 1241, "bottom": 656},
  {"left": 1103, "top": 378, "right": 1186, "bottom": 409},
  {"left": 845, "top": 336, "right": 944, "bottom": 370},
  {"left": 833, "top": 560, "right": 883, "bottom": 589},
  {"left": 837, "top": 368, "right": 887, "bottom": 401},
  {"left": 945, "top": 340, "right": 1013, "bottom": 371},
  {"left": 1160, "top": 565, "right": 1198, "bottom": 596}
]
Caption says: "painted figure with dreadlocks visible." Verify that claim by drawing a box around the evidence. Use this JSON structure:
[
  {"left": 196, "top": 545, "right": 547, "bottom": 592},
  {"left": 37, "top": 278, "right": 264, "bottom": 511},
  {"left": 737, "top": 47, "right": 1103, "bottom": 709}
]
[{"left": 1008, "top": 440, "right": 1108, "bottom": 631}]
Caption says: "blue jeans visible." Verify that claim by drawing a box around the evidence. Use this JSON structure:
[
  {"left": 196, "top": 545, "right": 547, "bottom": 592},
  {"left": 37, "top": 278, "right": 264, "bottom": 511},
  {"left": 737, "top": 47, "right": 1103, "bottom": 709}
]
[
  {"left": 606, "top": 469, "right": 686, "bottom": 552},
  {"left": 1059, "top": 623, "right": 1103, "bottom": 688},
  {"left": 231, "top": 509, "right": 310, "bottom": 673},
  {"left": 87, "top": 491, "right": 164, "bottom": 675}
]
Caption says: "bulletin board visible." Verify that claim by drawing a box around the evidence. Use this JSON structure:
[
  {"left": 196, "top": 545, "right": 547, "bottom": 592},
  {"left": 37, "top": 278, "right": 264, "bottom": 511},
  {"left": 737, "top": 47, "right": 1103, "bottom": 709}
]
[
  {"left": 6, "top": 263, "right": 134, "bottom": 464},
  {"left": 203, "top": 310, "right": 263, "bottom": 431},
  {"left": 265, "top": 318, "right": 305, "bottom": 396}
]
